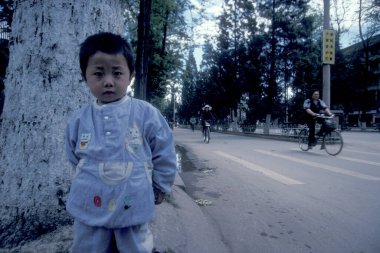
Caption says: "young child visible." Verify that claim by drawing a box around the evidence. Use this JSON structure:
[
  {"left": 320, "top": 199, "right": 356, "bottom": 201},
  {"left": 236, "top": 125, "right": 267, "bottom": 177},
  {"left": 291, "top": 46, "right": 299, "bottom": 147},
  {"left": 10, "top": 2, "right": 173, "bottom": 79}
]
[{"left": 65, "top": 32, "right": 177, "bottom": 253}]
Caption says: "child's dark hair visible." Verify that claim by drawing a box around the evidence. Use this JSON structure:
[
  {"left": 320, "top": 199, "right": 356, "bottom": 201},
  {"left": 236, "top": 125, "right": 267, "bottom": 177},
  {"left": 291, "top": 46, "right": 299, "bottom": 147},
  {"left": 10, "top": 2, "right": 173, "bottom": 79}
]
[{"left": 79, "top": 32, "right": 135, "bottom": 79}]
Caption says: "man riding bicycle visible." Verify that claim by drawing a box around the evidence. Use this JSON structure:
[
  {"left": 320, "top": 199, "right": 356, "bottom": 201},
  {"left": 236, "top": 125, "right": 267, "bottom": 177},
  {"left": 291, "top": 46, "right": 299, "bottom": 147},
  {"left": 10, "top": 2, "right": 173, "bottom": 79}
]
[
  {"left": 303, "top": 89, "right": 333, "bottom": 149},
  {"left": 189, "top": 116, "right": 197, "bottom": 131},
  {"left": 200, "top": 104, "right": 215, "bottom": 140}
]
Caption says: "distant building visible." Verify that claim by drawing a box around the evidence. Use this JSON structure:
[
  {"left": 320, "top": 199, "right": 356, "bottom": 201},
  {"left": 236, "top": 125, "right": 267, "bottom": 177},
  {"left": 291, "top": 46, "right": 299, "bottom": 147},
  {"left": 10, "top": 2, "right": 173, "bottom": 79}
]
[{"left": 341, "top": 34, "right": 380, "bottom": 127}]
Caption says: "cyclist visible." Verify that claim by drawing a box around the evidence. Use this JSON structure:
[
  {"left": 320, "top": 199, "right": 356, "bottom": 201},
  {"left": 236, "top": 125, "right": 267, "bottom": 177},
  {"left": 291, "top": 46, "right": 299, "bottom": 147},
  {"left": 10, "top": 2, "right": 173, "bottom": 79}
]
[
  {"left": 189, "top": 116, "right": 197, "bottom": 131},
  {"left": 303, "top": 89, "right": 333, "bottom": 149},
  {"left": 200, "top": 104, "right": 215, "bottom": 140}
]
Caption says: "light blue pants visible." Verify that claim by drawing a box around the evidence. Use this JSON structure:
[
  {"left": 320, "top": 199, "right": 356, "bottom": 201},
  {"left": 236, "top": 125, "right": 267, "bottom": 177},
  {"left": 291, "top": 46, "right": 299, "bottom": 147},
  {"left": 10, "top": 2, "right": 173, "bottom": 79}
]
[{"left": 70, "top": 220, "right": 154, "bottom": 253}]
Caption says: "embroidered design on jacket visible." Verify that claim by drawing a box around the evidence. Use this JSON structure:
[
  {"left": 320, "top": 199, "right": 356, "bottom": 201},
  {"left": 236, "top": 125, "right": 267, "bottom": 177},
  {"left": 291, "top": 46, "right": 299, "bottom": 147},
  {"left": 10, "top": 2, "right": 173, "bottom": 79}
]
[
  {"left": 125, "top": 124, "right": 142, "bottom": 153},
  {"left": 79, "top": 133, "right": 91, "bottom": 150},
  {"left": 93, "top": 195, "right": 102, "bottom": 207},
  {"left": 123, "top": 196, "right": 132, "bottom": 210},
  {"left": 108, "top": 199, "right": 117, "bottom": 211}
]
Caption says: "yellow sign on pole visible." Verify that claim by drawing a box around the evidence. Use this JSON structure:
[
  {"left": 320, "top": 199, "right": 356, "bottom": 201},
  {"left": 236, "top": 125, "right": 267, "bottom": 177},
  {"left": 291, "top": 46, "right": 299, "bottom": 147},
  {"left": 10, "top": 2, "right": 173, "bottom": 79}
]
[{"left": 322, "top": 29, "right": 335, "bottom": 64}]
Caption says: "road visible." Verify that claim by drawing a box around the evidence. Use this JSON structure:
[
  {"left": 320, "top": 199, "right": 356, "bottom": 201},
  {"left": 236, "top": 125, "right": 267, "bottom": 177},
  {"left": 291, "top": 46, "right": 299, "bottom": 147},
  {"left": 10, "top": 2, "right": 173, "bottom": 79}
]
[{"left": 174, "top": 128, "right": 380, "bottom": 253}]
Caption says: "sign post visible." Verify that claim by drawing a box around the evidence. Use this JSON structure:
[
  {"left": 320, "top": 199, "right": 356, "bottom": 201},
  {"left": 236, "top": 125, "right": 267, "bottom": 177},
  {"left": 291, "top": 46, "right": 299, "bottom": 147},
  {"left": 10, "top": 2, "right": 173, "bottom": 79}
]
[
  {"left": 323, "top": 0, "right": 332, "bottom": 107},
  {"left": 322, "top": 30, "right": 335, "bottom": 65}
]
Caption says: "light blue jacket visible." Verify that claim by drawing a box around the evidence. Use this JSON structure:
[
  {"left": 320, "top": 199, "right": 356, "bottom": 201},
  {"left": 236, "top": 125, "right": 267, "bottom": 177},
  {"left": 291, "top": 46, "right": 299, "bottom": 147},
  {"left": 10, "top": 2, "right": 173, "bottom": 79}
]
[{"left": 65, "top": 95, "right": 176, "bottom": 228}]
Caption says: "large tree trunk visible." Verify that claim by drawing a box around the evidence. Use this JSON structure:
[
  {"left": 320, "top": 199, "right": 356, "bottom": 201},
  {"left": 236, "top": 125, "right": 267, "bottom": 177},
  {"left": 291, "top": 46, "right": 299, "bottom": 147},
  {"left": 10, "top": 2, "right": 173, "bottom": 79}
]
[
  {"left": 135, "top": 0, "right": 151, "bottom": 101},
  {"left": 265, "top": 0, "right": 277, "bottom": 135},
  {"left": 0, "top": 0, "right": 124, "bottom": 248}
]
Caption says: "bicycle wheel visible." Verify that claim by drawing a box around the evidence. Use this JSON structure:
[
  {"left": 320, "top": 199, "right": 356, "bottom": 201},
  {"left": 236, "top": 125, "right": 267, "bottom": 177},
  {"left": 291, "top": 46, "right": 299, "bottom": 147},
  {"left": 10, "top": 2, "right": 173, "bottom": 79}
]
[
  {"left": 298, "top": 128, "right": 309, "bottom": 151},
  {"left": 206, "top": 127, "right": 210, "bottom": 143},
  {"left": 323, "top": 130, "right": 343, "bottom": 156}
]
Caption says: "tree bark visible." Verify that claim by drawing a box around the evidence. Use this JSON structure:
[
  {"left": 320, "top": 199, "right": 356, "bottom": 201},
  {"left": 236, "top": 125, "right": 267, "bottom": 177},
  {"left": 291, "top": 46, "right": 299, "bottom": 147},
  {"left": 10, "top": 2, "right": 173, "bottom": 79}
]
[
  {"left": 135, "top": 0, "right": 151, "bottom": 101},
  {"left": 265, "top": 0, "right": 276, "bottom": 135},
  {"left": 0, "top": 0, "right": 124, "bottom": 247}
]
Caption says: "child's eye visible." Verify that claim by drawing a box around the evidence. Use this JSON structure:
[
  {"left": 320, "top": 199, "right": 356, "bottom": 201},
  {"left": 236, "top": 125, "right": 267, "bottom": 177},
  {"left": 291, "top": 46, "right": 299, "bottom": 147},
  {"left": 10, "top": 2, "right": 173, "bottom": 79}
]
[
  {"left": 114, "top": 72, "right": 123, "bottom": 77},
  {"left": 94, "top": 72, "right": 103, "bottom": 77}
]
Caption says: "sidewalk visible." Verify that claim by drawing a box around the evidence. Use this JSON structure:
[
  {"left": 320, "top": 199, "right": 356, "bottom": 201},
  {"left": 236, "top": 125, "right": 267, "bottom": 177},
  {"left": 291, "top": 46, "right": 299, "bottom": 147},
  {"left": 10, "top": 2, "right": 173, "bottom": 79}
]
[
  {"left": 0, "top": 176, "right": 228, "bottom": 253},
  {"left": 151, "top": 174, "right": 229, "bottom": 253},
  {"left": 2, "top": 126, "right": 378, "bottom": 252}
]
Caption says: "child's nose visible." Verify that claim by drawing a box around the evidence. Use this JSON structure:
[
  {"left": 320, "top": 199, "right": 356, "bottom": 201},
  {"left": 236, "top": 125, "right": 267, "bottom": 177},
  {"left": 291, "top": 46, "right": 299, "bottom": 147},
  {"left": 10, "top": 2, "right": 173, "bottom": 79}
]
[{"left": 103, "top": 75, "right": 114, "bottom": 87}]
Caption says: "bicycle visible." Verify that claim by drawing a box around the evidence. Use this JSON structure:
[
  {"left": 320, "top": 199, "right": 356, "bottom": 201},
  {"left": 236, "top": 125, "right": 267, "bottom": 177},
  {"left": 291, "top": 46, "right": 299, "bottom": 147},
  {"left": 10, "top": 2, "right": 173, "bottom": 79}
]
[
  {"left": 281, "top": 123, "right": 299, "bottom": 138},
  {"left": 203, "top": 121, "right": 211, "bottom": 143},
  {"left": 298, "top": 114, "right": 343, "bottom": 156}
]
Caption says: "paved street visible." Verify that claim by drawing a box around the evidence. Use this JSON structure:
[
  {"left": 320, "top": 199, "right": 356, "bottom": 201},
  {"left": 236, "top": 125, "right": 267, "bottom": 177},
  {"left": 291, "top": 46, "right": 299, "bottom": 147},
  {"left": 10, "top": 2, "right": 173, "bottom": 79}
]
[{"left": 174, "top": 128, "right": 380, "bottom": 253}]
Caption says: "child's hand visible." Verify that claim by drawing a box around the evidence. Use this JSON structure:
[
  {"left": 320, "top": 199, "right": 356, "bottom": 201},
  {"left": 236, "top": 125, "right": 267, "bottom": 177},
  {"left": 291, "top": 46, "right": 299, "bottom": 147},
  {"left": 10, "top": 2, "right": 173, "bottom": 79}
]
[{"left": 154, "top": 188, "right": 165, "bottom": 205}]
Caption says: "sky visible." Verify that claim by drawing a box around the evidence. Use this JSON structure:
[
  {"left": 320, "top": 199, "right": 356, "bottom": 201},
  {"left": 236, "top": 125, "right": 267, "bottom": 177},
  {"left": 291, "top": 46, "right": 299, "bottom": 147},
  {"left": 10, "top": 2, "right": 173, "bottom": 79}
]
[
  {"left": 188, "top": 0, "right": 363, "bottom": 65},
  {"left": 310, "top": 0, "right": 361, "bottom": 48}
]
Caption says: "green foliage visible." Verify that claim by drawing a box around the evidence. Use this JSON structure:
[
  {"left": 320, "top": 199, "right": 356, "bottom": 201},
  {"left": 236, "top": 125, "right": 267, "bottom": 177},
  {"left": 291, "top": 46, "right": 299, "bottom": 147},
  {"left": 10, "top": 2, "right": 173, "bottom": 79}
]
[
  {"left": 145, "top": 0, "right": 189, "bottom": 102},
  {"left": 124, "top": 0, "right": 190, "bottom": 104},
  {"left": 257, "top": 0, "right": 320, "bottom": 119},
  {"left": 124, "top": 0, "right": 377, "bottom": 126},
  {"left": 178, "top": 48, "right": 198, "bottom": 120},
  {"left": 180, "top": 0, "right": 322, "bottom": 124}
]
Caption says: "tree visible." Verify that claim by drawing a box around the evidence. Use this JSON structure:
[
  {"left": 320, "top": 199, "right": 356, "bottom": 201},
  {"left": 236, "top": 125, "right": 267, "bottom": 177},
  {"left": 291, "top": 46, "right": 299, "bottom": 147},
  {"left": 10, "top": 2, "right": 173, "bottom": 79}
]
[
  {"left": 331, "top": 0, "right": 349, "bottom": 49},
  {"left": 178, "top": 48, "right": 198, "bottom": 120},
  {"left": 277, "top": 2, "right": 321, "bottom": 122},
  {"left": 147, "top": 0, "right": 188, "bottom": 105},
  {"left": 126, "top": 0, "right": 190, "bottom": 106},
  {"left": 196, "top": 39, "right": 219, "bottom": 113},
  {"left": 134, "top": 0, "right": 152, "bottom": 100},
  {"left": 257, "top": 0, "right": 319, "bottom": 126},
  {"left": 202, "top": 0, "right": 259, "bottom": 120},
  {"left": 0, "top": 0, "right": 124, "bottom": 247}
]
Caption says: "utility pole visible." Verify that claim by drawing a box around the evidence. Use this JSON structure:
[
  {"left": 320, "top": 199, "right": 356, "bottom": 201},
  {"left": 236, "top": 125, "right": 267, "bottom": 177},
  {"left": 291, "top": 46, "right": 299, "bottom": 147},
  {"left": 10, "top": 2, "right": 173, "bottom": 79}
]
[
  {"left": 323, "top": 0, "right": 331, "bottom": 106},
  {"left": 170, "top": 82, "right": 177, "bottom": 128},
  {"left": 173, "top": 93, "right": 175, "bottom": 127}
]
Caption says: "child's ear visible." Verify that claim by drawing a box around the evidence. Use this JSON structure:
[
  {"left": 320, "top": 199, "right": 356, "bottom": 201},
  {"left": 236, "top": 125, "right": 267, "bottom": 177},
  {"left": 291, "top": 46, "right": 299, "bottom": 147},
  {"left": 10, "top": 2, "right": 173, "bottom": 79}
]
[{"left": 81, "top": 72, "right": 87, "bottom": 82}]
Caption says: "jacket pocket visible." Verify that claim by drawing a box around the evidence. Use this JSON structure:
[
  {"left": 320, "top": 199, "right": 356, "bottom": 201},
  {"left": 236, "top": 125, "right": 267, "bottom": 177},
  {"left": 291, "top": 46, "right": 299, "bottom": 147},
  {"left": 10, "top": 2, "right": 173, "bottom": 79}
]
[{"left": 98, "top": 162, "right": 133, "bottom": 185}]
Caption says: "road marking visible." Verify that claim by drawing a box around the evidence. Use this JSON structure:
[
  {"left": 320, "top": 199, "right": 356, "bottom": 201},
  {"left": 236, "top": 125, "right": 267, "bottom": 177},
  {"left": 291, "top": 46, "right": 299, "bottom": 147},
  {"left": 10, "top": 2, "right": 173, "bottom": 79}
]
[
  {"left": 343, "top": 148, "right": 380, "bottom": 156},
  {"left": 214, "top": 151, "right": 304, "bottom": 185},
  {"left": 338, "top": 156, "right": 380, "bottom": 167},
  {"left": 292, "top": 148, "right": 380, "bottom": 166},
  {"left": 255, "top": 149, "right": 380, "bottom": 181}
]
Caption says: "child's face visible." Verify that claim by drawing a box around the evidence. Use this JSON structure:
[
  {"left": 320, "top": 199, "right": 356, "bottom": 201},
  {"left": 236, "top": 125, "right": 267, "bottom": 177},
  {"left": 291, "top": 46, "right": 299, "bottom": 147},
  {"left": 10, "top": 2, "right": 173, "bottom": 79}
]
[{"left": 84, "top": 52, "right": 134, "bottom": 104}]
